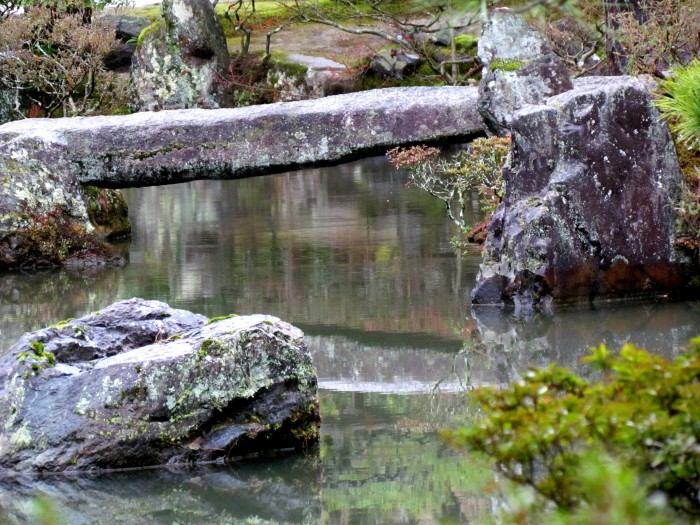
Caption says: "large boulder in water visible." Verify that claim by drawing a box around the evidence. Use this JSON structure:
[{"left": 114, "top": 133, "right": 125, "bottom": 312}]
[
  {"left": 0, "top": 298, "right": 320, "bottom": 471},
  {"left": 130, "top": 0, "right": 232, "bottom": 110},
  {"left": 477, "top": 9, "right": 572, "bottom": 135},
  {"left": 471, "top": 76, "right": 695, "bottom": 308}
]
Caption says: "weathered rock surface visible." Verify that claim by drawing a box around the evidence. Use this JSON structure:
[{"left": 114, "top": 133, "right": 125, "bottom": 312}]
[
  {"left": 477, "top": 9, "right": 572, "bottom": 135},
  {"left": 369, "top": 50, "right": 422, "bottom": 79},
  {"left": 0, "top": 298, "right": 320, "bottom": 472},
  {"left": 471, "top": 76, "right": 694, "bottom": 308},
  {"left": 130, "top": 0, "right": 232, "bottom": 110},
  {"left": 268, "top": 54, "right": 356, "bottom": 102},
  {"left": 101, "top": 14, "right": 152, "bottom": 42},
  {"left": 0, "top": 142, "right": 130, "bottom": 270},
  {"left": 0, "top": 88, "right": 18, "bottom": 126},
  {"left": 101, "top": 14, "right": 152, "bottom": 71},
  {"left": 0, "top": 86, "right": 483, "bottom": 188}
]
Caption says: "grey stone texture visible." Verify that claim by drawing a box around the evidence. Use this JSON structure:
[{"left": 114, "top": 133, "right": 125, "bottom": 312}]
[
  {"left": 0, "top": 298, "right": 320, "bottom": 472},
  {"left": 471, "top": 76, "right": 693, "bottom": 308},
  {"left": 0, "top": 86, "right": 483, "bottom": 188},
  {"left": 477, "top": 9, "right": 573, "bottom": 135},
  {"left": 130, "top": 0, "right": 232, "bottom": 110}
]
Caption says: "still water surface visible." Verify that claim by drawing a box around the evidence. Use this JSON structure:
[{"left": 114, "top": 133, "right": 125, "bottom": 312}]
[{"left": 0, "top": 156, "right": 699, "bottom": 524}]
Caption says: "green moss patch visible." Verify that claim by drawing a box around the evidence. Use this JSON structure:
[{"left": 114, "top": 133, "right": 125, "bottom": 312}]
[{"left": 490, "top": 58, "right": 527, "bottom": 72}]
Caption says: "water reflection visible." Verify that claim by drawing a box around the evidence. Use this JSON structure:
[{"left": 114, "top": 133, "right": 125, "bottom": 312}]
[
  {"left": 0, "top": 456, "right": 322, "bottom": 524},
  {"left": 0, "top": 156, "right": 698, "bottom": 524}
]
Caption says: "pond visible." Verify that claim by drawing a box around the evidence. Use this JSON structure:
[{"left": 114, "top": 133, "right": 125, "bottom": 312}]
[{"left": 0, "top": 156, "right": 699, "bottom": 524}]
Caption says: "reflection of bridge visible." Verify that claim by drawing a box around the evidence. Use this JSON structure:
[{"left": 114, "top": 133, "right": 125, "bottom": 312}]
[{"left": 0, "top": 86, "right": 482, "bottom": 188}]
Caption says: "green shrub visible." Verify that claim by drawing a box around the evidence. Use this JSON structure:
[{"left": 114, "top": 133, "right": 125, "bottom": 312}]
[
  {"left": 657, "top": 60, "right": 700, "bottom": 152},
  {"left": 0, "top": 6, "right": 129, "bottom": 118},
  {"left": 443, "top": 338, "right": 700, "bottom": 518}
]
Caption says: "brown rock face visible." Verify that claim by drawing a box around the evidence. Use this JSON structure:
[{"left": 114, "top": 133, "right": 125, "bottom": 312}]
[{"left": 471, "top": 76, "right": 695, "bottom": 308}]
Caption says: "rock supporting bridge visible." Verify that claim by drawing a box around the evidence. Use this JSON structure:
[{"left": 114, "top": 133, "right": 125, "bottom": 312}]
[{"left": 0, "top": 86, "right": 482, "bottom": 189}]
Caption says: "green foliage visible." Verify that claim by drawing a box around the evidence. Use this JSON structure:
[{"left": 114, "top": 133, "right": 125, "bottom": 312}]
[
  {"left": 657, "top": 60, "right": 700, "bottom": 152},
  {"left": 444, "top": 338, "right": 700, "bottom": 517},
  {"left": 656, "top": 61, "right": 700, "bottom": 249},
  {"left": 17, "top": 339, "right": 56, "bottom": 371},
  {"left": 454, "top": 33, "right": 478, "bottom": 54},
  {"left": 206, "top": 313, "right": 239, "bottom": 325},
  {"left": 492, "top": 453, "right": 675, "bottom": 525}
]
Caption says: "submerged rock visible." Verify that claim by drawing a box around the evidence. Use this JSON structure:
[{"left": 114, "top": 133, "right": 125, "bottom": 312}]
[
  {"left": 130, "top": 0, "right": 232, "bottom": 110},
  {"left": 0, "top": 298, "right": 320, "bottom": 472},
  {"left": 471, "top": 76, "right": 695, "bottom": 308},
  {"left": 477, "top": 10, "right": 572, "bottom": 135}
]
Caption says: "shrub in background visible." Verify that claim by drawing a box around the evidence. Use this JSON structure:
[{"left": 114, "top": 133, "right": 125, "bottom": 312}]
[
  {"left": 0, "top": 5, "right": 129, "bottom": 119},
  {"left": 656, "top": 60, "right": 700, "bottom": 250}
]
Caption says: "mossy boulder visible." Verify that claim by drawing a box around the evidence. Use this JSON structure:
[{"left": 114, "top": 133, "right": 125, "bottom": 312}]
[
  {"left": 0, "top": 137, "right": 129, "bottom": 271},
  {"left": 130, "top": 0, "right": 233, "bottom": 110},
  {"left": 0, "top": 298, "right": 320, "bottom": 472}
]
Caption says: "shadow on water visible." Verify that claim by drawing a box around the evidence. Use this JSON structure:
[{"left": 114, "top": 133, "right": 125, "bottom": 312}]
[{"left": 0, "top": 156, "right": 698, "bottom": 524}]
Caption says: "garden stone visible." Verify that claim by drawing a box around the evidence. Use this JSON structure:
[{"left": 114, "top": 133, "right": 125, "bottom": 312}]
[
  {"left": 0, "top": 298, "right": 320, "bottom": 472},
  {"left": 369, "top": 50, "right": 422, "bottom": 79},
  {"left": 471, "top": 76, "right": 694, "bottom": 307},
  {"left": 100, "top": 14, "right": 152, "bottom": 42},
  {"left": 130, "top": 0, "right": 232, "bottom": 110},
  {"left": 477, "top": 9, "right": 572, "bottom": 135},
  {"left": 0, "top": 136, "right": 130, "bottom": 270},
  {"left": 0, "top": 87, "right": 16, "bottom": 125},
  {"left": 268, "top": 54, "right": 356, "bottom": 101}
]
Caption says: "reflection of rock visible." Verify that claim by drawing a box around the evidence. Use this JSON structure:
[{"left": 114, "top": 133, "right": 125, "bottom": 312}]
[
  {"left": 469, "top": 302, "right": 700, "bottom": 383},
  {"left": 0, "top": 266, "right": 128, "bottom": 353},
  {"left": 306, "top": 333, "right": 467, "bottom": 393},
  {"left": 130, "top": 0, "right": 232, "bottom": 110},
  {"left": 0, "top": 458, "right": 321, "bottom": 524},
  {"left": 472, "top": 76, "right": 693, "bottom": 307},
  {"left": 0, "top": 298, "right": 320, "bottom": 471}
]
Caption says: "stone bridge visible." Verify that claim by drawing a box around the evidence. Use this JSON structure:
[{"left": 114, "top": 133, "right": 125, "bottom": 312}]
[
  {"left": 0, "top": 86, "right": 482, "bottom": 189},
  {"left": 0, "top": 86, "right": 482, "bottom": 269}
]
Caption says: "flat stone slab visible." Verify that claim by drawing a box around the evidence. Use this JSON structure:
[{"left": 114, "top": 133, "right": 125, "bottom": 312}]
[
  {"left": 0, "top": 86, "right": 482, "bottom": 188},
  {"left": 285, "top": 53, "right": 347, "bottom": 71}
]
